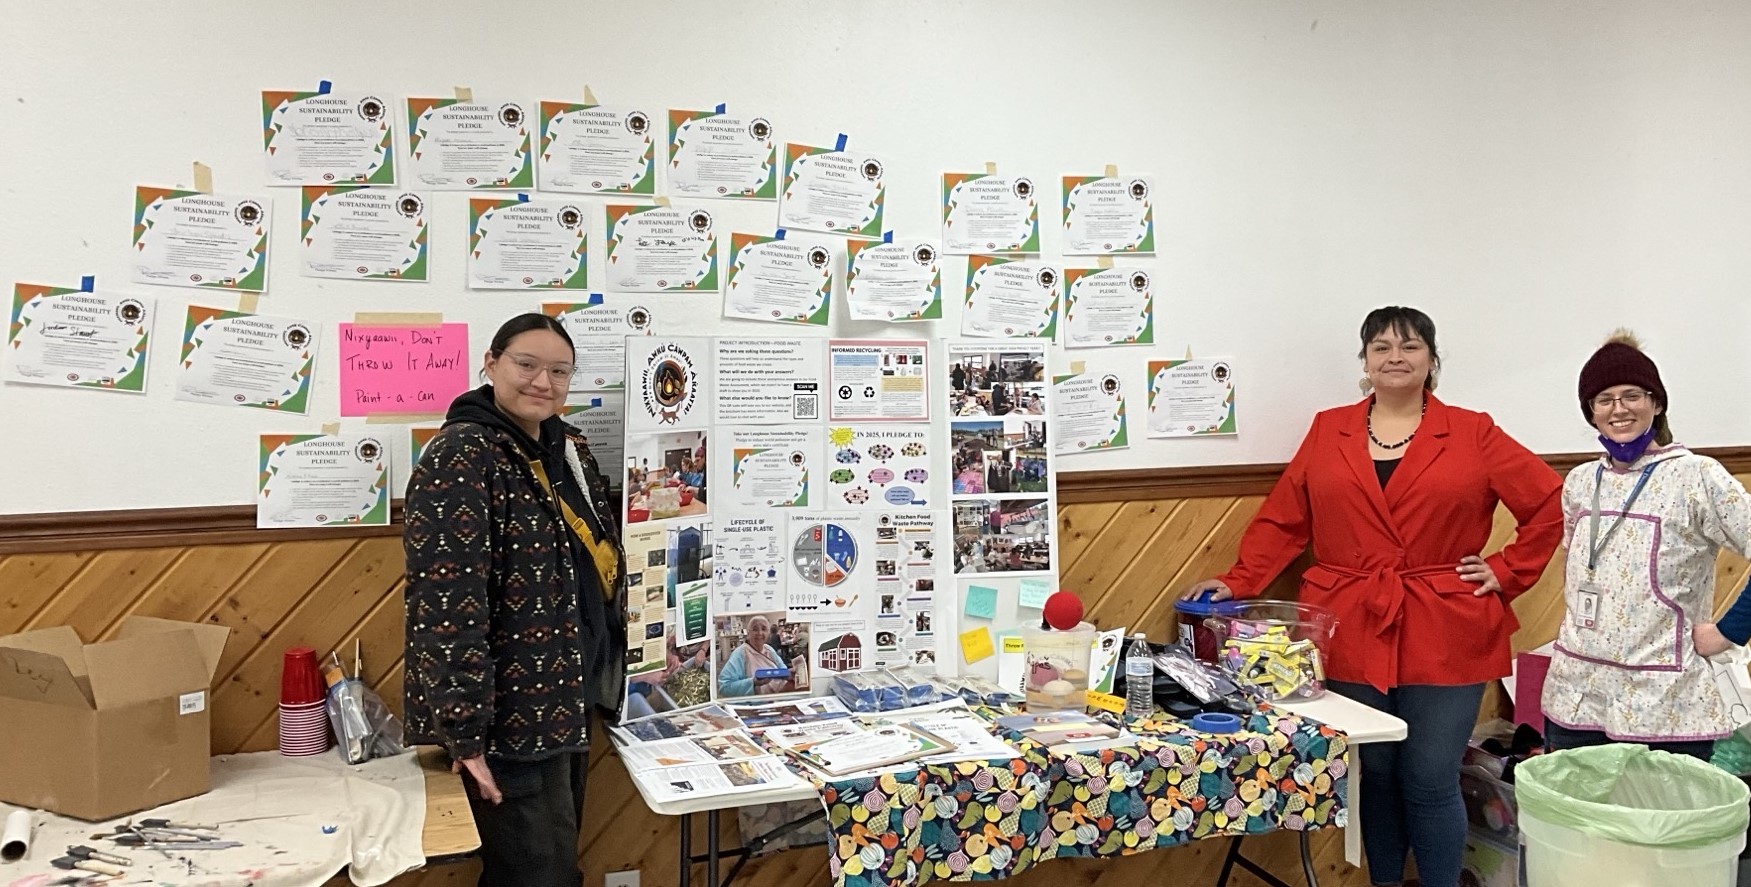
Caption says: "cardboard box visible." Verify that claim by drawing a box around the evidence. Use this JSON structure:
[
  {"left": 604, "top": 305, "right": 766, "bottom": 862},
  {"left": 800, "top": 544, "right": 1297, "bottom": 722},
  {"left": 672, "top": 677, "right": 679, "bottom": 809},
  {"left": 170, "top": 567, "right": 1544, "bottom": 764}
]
[{"left": 0, "top": 616, "right": 230, "bottom": 820}]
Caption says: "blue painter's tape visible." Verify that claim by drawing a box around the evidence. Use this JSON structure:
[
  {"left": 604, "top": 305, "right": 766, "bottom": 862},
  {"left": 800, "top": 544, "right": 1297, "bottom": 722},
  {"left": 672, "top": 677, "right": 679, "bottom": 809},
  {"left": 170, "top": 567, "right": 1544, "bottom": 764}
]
[
  {"left": 318, "top": 80, "right": 332, "bottom": 95},
  {"left": 882, "top": 230, "right": 893, "bottom": 244},
  {"left": 80, "top": 275, "right": 95, "bottom": 292},
  {"left": 774, "top": 228, "right": 787, "bottom": 241},
  {"left": 517, "top": 192, "right": 530, "bottom": 202},
  {"left": 835, "top": 132, "right": 848, "bottom": 152},
  {"left": 715, "top": 103, "right": 727, "bottom": 114}
]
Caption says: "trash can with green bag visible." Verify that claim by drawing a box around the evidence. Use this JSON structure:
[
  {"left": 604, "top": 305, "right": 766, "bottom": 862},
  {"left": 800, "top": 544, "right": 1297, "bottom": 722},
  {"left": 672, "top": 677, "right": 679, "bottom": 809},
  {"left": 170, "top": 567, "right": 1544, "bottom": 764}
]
[{"left": 1515, "top": 744, "right": 1749, "bottom": 886}]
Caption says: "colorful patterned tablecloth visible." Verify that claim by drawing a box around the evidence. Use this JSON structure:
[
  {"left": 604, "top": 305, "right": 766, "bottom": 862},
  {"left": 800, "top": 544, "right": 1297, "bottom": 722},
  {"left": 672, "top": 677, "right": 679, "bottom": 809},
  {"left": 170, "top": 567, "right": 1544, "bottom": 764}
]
[{"left": 799, "top": 706, "right": 1349, "bottom": 886}]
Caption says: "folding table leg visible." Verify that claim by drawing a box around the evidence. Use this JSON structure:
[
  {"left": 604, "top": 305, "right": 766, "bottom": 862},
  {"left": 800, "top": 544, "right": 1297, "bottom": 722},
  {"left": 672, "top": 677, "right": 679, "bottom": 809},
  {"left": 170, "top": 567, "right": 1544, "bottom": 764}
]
[
  {"left": 707, "top": 809, "right": 721, "bottom": 887},
  {"left": 678, "top": 811, "right": 692, "bottom": 887}
]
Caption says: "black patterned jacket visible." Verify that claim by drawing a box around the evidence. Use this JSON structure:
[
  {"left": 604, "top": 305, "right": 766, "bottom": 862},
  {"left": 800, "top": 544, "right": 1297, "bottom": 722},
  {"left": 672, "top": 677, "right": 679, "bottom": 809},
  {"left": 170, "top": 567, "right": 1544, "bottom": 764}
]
[{"left": 403, "top": 391, "right": 624, "bottom": 761}]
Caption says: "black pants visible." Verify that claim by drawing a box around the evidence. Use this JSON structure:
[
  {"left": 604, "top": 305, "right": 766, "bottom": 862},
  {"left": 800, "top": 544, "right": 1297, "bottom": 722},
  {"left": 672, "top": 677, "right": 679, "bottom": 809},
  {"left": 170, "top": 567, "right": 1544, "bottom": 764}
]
[
  {"left": 464, "top": 752, "right": 587, "bottom": 887},
  {"left": 1543, "top": 719, "right": 1716, "bottom": 760}
]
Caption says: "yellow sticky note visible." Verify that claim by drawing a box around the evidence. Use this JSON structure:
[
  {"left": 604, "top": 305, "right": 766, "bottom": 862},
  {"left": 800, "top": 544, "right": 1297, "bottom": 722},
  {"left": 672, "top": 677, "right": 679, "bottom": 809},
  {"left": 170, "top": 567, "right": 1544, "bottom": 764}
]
[
  {"left": 960, "top": 627, "right": 995, "bottom": 663},
  {"left": 1001, "top": 636, "right": 1026, "bottom": 654}
]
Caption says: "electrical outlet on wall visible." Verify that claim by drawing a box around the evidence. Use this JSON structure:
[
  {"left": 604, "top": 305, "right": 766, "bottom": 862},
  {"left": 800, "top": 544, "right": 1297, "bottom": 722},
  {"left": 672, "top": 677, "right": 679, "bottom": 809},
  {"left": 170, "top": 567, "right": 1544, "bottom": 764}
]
[{"left": 605, "top": 871, "right": 640, "bottom": 887}]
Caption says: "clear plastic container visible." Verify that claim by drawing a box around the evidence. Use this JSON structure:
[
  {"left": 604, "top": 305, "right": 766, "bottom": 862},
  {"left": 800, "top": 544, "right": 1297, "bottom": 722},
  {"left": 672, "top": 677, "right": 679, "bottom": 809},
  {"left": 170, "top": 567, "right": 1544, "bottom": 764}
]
[
  {"left": 1521, "top": 808, "right": 1743, "bottom": 887},
  {"left": 1204, "top": 601, "right": 1336, "bottom": 701},
  {"left": 1020, "top": 621, "right": 1095, "bottom": 712}
]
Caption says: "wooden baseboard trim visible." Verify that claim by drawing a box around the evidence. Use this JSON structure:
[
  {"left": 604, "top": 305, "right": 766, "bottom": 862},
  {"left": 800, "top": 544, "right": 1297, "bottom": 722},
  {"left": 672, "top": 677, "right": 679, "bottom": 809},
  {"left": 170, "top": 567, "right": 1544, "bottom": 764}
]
[{"left": 4, "top": 447, "right": 1747, "bottom": 552}]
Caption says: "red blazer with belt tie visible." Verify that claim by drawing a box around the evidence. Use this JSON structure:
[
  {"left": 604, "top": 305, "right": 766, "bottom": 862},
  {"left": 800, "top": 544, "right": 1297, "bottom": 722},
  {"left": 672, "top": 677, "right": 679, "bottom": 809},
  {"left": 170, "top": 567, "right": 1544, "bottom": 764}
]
[{"left": 1217, "top": 395, "right": 1563, "bottom": 690}]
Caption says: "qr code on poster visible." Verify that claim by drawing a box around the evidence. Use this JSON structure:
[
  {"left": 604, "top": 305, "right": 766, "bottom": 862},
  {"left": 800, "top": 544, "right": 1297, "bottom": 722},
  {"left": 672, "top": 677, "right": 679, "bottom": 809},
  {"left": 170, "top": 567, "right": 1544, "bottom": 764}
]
[{"left": 794, "top": 394, "right": 819, "bottom": 420}]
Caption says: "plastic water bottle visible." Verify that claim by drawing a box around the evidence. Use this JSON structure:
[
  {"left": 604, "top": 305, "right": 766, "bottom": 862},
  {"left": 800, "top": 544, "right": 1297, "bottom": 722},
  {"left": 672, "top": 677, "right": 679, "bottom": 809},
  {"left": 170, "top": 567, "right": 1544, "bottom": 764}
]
[{"left": 1124, "top": 632, "right": 1154, "bottom": 721}]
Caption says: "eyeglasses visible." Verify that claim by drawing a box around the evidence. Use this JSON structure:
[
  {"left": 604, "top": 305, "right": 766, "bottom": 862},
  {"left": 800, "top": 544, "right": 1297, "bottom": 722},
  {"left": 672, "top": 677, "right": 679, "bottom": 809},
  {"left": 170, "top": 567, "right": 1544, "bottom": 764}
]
[
  {"left": 500, "top": 352, "right": 575, "bottom": 384},
  {"left": 1590, "top": 389, "right": 1651, "bottom": 412}
]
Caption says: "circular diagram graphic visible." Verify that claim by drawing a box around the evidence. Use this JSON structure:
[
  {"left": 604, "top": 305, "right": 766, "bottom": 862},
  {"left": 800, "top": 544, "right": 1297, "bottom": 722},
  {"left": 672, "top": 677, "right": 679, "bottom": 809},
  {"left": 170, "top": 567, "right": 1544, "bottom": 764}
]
[{"left": 792, "top": 521, "right": 858, "bottom": 588}]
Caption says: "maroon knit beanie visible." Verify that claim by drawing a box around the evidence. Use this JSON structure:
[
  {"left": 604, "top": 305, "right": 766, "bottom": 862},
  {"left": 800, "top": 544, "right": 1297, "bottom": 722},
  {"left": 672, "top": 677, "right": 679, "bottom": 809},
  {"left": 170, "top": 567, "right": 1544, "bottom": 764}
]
[{"left": 1577, "top": 331, "right": 1666, "bottom": 421}]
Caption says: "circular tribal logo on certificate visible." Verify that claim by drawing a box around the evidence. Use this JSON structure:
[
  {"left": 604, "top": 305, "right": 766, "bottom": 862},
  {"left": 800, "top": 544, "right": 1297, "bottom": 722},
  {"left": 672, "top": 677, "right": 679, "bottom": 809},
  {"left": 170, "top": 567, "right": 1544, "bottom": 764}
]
[
  {"left": 1128, "top": 179, "right": 1150, "bottom": 201},
  {"left": 235, "top": 201, "right": 264, "bottom": 227},
  {"left": 1101, "top": 375, "right": 1121, "bottom": 395},
  {"left": 1036, "top": 267, "right": 1057, "bottom": 290},
  {"left": 498, "top": 104, "right": 524, "bottom": 127},
  {"left": 115, "top": 300, "right": 145, "bottom": 325},
  {"left": 913, "top": 244, "right": 936, "bottom": 266},
  {"left": 557, "top": 206, "right": 583, "bottom": 230},
  {"left": 1130, "top": 271, "right": 1150, "bottom": 291},
  {"left": 1211, "top": 362, "right": 1232, "bottom": 384},
  {"left": 356, "top": 97, "right": 385, "bottom": 122},
  {"left": 1012, "top": 178, "right": 1033, "bottom": 200},
  {"left": 396, "top": 194, "right": 424, "bottom": 218},
  {"left": 625, "top": 112, "right": 650, "bottom": 135},
  {"left": 640, "top": 343, "right": 697, "bottom": 425},
  {"left": 748, "top": 118, "right": 771, "bottom": 141},
  {"left": 860, "top": 159, "right": 884, "bottom": 182},
  {"left": 283, "top": 324, "right": 312, "bottom": 350},
  {"left": 355, "top": 438, "right": 382, "bottom": 463},
  {"left": 626, "top": 306, "right": 652, "bottom": 331},
  {"left": 807, "top": 246, "right": 831, "bottom": 269},
  {"left": 688, "top": 210, "right": 712, "bottom": 234}
]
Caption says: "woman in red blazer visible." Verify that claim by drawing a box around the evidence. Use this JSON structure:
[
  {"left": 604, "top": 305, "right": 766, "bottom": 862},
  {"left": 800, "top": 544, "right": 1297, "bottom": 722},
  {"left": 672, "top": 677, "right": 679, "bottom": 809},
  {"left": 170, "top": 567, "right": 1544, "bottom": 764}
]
[{"left": 1184, "top": 307, "right": 1562, "bottom": 887}]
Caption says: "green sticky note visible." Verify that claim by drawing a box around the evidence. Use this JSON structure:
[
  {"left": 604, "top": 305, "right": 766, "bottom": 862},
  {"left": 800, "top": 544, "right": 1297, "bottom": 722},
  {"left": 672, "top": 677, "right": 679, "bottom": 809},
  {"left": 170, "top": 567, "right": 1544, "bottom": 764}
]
[
  {"left": 1018, "top": 578, "right": 1052, "bottom": 610},
  {"left": 965, "top": 584, "right": 998, "bottom": 620}
]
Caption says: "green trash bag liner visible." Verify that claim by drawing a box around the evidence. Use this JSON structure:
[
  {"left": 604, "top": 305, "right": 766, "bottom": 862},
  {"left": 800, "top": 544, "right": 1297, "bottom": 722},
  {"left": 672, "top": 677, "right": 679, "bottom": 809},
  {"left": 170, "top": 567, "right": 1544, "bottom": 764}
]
[{"left": 1516, "top": 744, "right": 1750, "bottom": 849}]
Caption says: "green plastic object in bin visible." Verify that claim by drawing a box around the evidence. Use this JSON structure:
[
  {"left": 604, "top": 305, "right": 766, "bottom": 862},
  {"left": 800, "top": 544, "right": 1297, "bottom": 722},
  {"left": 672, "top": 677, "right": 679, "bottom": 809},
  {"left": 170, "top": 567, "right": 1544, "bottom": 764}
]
[{"left": 1515, "top": 744, "right": 1749, "bottom": 849}]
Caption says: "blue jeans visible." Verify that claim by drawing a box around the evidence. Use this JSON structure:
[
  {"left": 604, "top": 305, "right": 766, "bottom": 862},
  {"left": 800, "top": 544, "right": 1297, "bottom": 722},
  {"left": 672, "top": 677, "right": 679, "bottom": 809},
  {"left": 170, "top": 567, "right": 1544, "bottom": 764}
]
[{"left": 1329, "top": 681, "right": 1485, "bottom": 887}]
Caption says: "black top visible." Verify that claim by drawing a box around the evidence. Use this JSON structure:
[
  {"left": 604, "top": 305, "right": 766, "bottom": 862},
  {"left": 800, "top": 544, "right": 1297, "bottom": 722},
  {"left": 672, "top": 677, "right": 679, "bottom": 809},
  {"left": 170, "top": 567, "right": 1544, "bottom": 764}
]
[{"left": 1374, "top": 457, "right": 1401, "bottom": 488}]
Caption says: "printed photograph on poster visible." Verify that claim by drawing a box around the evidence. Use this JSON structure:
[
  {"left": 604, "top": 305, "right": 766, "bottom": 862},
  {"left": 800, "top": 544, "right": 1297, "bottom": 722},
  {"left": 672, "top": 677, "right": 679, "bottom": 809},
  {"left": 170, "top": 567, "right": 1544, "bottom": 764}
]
[
  {"left": 946, "top": 348, "right": 1046, "bottom": 418},
  {"left": 715, "top": 611, "right": 810, "bottom": 700},
  {"left": 825, "top": 425, "right": 931, "bottom": 509},
  {"left": 560, "top": 392, "right": 625, "bottom": 492},
  {"left": 714, "top": 514, "right": 785, "bottom": 614},
  {"left": 1052, "top": 373, "right": 1128, "bottom": 453},
  {"left": 625, "top": 430, "right": 709, "bottom": 524},
  {"left": 667, "top": 109, "right": 778, "bottom": 200},
  {"left": 1147, "top": 358, "right": 1238, "bottom": 437},
  {"left": 629, "top": 338, "right": 712, "bottom": 432},
  {"left": 543, "top": 297, "right": 654, "bottom": 392},
  {"left": 1061, "top": 174, "right": 1156, "bottom": 255},
  {"left": 1063, "top": 267, "right": 1153, "bottom": 347},
  {"left": 624, "top": 523, "right": 713, "bottom": 717},
  {"left": 845, "top": 240, "right": 941, "bottom": 322},
  {"left": 952, "top": 498, "right": 1051, "bottom": 574},
  {"left": 714, "top": 339, "right": 824, "bottom": 424},
  {"left": 950, "top": 419, "right": 1048, "bottom": 495},
  {"left": 961, "top": 255, "right": 1059, "bottom": 339},
  {"left": 811, "top": 617, "right": 873, "bottom": 677},
  {"left": 786, "top": 513, "right": 872, "bottom": 620},
  {"left": 826, "top": 339, "right": 929, "bottom": 422},
  {"left": 538, "top": 102, "right": 656, "bottom": 195},
  {"left": 665, "top": 520, "right": 713, "bottom": 645},
  {"left": 721, "top": 426, "right": 821, "bottom": 508}
]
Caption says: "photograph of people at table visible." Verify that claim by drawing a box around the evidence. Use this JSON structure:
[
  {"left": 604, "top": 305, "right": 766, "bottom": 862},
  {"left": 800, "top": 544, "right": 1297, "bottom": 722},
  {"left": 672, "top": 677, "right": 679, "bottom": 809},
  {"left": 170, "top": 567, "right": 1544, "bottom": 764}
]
[
  {"left": 716, "top": 612, "right": 811, "bottom": 700},
  {"left": 404, "top": 313, "right": 627, "bottom": 887},
  {"left": 1182, "top": 306, "right": 1563, "bottom": 887},
  {"left": 1540, "top": 332, "right": 1751, "bottom": 759},
  {"left": 624, "top": 430, "right": 708, "bottom": 524}
]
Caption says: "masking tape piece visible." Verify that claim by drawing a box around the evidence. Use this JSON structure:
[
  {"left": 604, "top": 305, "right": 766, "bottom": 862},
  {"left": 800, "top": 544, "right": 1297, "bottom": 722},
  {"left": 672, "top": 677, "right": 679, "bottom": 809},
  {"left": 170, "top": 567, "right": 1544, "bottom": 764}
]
[
  {"left": 353, "top": 312, "right": 444, "bottom": 326},
  {"left": 237, "top": 293, "right": 260, "bottom": 314},
  {"left": 321, "top": 422, "right": 340, "bottom": 436},
  {"left": 192, "top": 162, "right": 213, "bottom": 194},
  {"left": 367, "top": 413, "right": 446, "bottom": 425},
  {"left": 1095, "top": 257, "right": 1112, "bottom": 269},
  {"left": 655, "top": 196, "right": 671, "bottom": 207},
  {"left": 1069, "top": 361, "right": 1086, "bottom": 375},
  {"left": 1104, "top": 164, "right": 1118, "bottom": 177},
  {"left": 984, "top": 161, "right": 997, "bottom": 175},
  {"left": 454, "top": 86, "right": 473, "bottom": 102},
  {"left": 583, "top": 85, "right": 598, "bottom": 105}
]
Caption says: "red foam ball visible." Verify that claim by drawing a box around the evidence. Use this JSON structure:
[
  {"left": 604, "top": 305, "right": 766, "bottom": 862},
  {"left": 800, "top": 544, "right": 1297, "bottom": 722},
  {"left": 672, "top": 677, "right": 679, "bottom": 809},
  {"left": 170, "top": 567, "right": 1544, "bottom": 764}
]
[{"left": 1042, "top": 591, "right": 1084, "bottom": 631}]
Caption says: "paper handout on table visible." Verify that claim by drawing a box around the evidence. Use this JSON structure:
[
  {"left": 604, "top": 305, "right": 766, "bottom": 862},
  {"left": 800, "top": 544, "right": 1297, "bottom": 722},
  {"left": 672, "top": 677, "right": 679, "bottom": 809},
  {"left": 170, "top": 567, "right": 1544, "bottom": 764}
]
[
  {"left": 794, "top": 723, "right": 950, "bottom": 776},
  {"left": 759, "top": 719, "right": 865, "bottom": 755},
  {"left": 729, "top": 697, "right": 853, "bottom": 731},
  {"left": 615, "top": 730, "right": 768, "bottom": 770},
  {"left": 873, "top": 710, "right": 1018, "bottom": 764},
  {"left": 638, "top": 756, "right": 805, "bottom": 803},
  {"left": 615, "top": 703, "right": 743, "bottom": 742}
]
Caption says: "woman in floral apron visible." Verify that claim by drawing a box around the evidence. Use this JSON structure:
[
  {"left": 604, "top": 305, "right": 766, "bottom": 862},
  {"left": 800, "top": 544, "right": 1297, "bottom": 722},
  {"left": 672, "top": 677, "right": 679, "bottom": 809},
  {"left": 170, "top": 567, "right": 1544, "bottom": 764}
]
[{"left": 1543, "top": 331, "right": 1751, "bottom": 758}]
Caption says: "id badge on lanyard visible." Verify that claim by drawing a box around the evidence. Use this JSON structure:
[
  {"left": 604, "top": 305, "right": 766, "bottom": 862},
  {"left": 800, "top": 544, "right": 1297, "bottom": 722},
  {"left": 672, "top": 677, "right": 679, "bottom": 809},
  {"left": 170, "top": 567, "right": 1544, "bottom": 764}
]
[
  {"left": 1577, "top": 462, "right": 1659, "bottom": 630},
  {"left": 1574, "top": 590, "right": 1600, "bottom": 629}
]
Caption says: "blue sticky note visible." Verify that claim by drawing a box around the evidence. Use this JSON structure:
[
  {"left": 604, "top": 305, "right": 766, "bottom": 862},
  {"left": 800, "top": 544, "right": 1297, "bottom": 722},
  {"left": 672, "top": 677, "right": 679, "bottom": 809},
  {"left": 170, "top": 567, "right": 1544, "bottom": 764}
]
[
  {"left": 965, "top": 585, "right": 998, "bottom": 620},
  {"left": 1018, "top": 578, "right": 1052, "bottom": 610}
]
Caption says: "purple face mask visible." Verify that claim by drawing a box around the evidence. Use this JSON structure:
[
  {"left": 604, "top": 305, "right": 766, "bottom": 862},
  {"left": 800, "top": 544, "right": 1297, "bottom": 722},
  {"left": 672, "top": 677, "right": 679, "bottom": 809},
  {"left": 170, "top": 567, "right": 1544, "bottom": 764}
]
[{"left": 1599, "top": 426, "right": 1658, "bottom": 464}]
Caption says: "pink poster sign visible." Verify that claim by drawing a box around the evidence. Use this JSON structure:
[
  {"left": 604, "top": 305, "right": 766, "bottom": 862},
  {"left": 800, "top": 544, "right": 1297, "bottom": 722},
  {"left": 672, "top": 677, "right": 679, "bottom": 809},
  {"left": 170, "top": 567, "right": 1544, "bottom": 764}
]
[{"left": 337, "top": 323, "right": 470, "bottom": 416}]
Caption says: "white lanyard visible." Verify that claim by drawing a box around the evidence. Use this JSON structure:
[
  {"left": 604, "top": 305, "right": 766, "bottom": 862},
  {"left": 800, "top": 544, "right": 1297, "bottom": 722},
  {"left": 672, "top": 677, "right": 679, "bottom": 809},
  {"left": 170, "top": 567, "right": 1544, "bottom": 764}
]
[{"left": 1586, "top": 462, "right": 1658, "bottom": 573}]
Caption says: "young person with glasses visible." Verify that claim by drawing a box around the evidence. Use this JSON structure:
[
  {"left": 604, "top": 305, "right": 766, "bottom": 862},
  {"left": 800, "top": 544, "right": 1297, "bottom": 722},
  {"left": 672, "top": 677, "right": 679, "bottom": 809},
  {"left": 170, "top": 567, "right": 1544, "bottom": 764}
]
[
  {"left": 1542, "top": 331, "right": 1751, "bottom": 759},
  {"left": 403, "top": 313, "right": 625, "bottom": 887}
]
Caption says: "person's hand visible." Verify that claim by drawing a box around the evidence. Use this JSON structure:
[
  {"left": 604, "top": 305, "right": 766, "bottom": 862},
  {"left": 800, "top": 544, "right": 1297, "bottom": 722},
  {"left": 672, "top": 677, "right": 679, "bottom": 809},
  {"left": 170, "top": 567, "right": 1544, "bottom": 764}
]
[
  {"left": 452, "top": 754, "right": 502, "bottom": 805},
  {"left": 1458, "top": 555, "right": 1501, "bottom": 597},
  {"left": 1180, "top": 579, "right": 1232, "bottom": 602},
  {"left": 1695, "top": 622, "right": 1735, "bottom": 658}
]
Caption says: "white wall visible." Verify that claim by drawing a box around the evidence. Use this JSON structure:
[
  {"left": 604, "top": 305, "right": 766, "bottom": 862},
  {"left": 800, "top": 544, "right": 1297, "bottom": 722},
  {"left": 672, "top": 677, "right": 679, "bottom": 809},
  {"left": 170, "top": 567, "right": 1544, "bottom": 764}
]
[{"left": 4, "top": 0, "right": 1749, "bottom": 514}]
